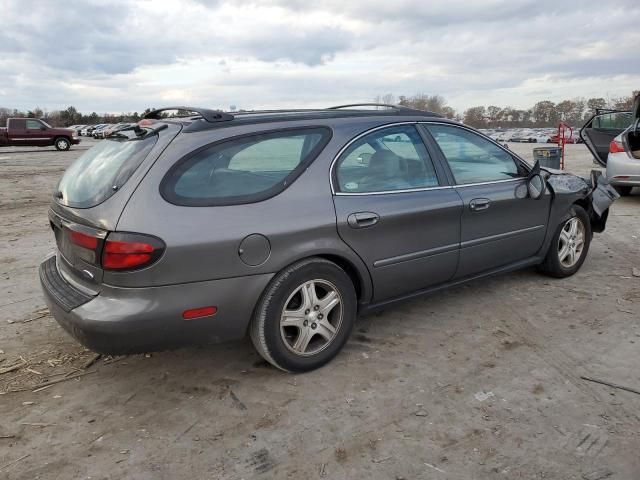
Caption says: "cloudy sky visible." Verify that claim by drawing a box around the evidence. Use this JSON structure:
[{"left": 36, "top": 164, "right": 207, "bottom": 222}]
[{"left": 1, "top": 0, "right": 639, "bottom": 114}]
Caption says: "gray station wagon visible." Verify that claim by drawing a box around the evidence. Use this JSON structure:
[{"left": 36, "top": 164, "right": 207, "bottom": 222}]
[{"left": 39, "top": 105, "right": 618, "bottom": 372}]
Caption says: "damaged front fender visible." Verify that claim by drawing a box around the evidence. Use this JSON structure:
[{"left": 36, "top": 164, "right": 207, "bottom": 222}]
[
  {"left": 543, "top": 168, "right": 618, "bottom": 234},
  {"left": 588, "top": 170, "right": 619, "bottom": 217}
]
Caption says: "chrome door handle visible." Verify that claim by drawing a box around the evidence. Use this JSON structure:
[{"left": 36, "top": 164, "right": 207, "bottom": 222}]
[
  {"left": 347, "top": 212, "right": 380, "bottom": 228},
  {"left": 470, "top": 198, "right": 491, "bottom": 211}
]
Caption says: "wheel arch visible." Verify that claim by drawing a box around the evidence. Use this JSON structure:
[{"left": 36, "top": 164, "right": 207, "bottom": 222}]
[
  {"left": 572, "top": 197, "right": 608, "bottom": 234},
  {"left": 262, "top": 249, "right": 373, "bottom": 310},
  {"left": 314, "top": 253, "right": 367, "bottom": 305}
]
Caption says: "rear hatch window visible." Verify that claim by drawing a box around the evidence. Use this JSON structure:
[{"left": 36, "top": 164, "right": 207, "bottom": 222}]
[{"left": 56, "top": 128, "right": 158, "bottom": 208}]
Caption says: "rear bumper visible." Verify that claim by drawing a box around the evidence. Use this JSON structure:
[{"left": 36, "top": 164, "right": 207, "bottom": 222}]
[
  {"left": 606, "top": 152, "right": 640, "bottom": 186},
  {"left": 39, "top": 256, "right": 273, "bottom": 355}
]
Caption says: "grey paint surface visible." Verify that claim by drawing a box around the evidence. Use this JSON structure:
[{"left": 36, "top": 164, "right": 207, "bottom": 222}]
[
  {"left": 40, "top": 112, "right": 617, "bottom": 354},
  {"left": 453, "top": 179, "right": 550, "bottom": 278}
]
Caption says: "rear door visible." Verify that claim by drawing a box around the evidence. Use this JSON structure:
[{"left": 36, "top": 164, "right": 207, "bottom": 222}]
[
  {"left": 423, "top": 123, "right": 551, "bottom": 279},
  {"left": 580, "top": 110, "right": 633, "bottom": 166},
  {"left": 7, "top": 119, "right": 27, "bottom": 144},
  {"left": 332, "top": 124, "right": 463, "bottom": 302},
  {"left": 25, "top": 119, "right": 50, "bottom": 146}
]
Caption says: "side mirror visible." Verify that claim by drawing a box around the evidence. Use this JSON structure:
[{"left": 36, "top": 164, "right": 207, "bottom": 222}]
[
  {"left": 526, "top": 159, "right": 546, "bottom": 199},
  {"left": 527, "top": 173, "right": 546, "bottom": 199},
  {"left": 40, "top": 126, "right": 46, "bottom": 130}
]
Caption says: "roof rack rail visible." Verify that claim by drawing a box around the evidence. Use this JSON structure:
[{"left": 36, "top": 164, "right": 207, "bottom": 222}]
[
  {"left": 144, "top": 106, "right": 234, "bottom": 123},
  {"left": 327, "top": 103, "right": 440, "bottom": 117}
]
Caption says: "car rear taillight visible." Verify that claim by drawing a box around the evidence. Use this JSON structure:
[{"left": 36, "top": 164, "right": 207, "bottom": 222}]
[
  {"left": 102, "top": 233, "right": 165, "bottom": 270},
  {"left": 610, "top": 139, "right": 626, "bottom": 154},
  {"left": 70, "top": 230, "right": 99, "bottom": 250}
]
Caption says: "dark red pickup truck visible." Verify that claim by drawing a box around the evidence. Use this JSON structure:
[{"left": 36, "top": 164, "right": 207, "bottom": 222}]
[{"left": 0, "top": 118, "right": 80, "bottom": 151}]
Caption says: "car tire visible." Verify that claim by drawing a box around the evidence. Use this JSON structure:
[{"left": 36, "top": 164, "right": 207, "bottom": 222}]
[
  {"left": 538, "top": 205, "right": 592, "bottom": 278},
  {"left": 614, "top": 186, "right": 633, "bottom": 196},
  {"left": 250, "top": 257, "right": 357, "bottom": 373},
  {"left": 54, "top": 137, "right": 71, "bottom": 151}
]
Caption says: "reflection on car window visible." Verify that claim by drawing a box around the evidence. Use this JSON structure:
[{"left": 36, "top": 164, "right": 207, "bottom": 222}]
[
  {"left": 164, "top": 128, "right": 330, "bottom": 206},
  {"left": 428, "top": 125, "right": 521, "bottom": 184},
  {"left": 335, "top": 125, "right": 439, "bottom": 193},
  {"left": 57, "top": 131, "right": 158, "bottom": 208},
  {"left": 26, "top": 120, "right": 41, "bottom": 130}
]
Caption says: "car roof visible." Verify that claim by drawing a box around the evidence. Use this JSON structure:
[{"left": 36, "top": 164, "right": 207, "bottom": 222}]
[{"left": 143, "top": 104, "right": 451, "bottom": 133}]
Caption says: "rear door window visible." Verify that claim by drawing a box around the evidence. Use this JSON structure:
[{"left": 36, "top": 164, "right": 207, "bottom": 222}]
[
  {"left": 56, "top": 129, "right": 158, "bottom": 208},
  {"left": 162, "top": 128, "right": 331, "bottom": 206},
  {"left": 334, "top": 125, "right": 440, "bottom": 193}
]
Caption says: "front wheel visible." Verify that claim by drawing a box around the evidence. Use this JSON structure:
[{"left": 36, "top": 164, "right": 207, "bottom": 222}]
[
  {"left": 54, "top": 137, "right": 71, "bottom": 151},
  {"left": 538, "top": 205, "right": 592, "bottom": 278},
  {"left": 250, "top": 258, "right": 357, "bottom": 373}
]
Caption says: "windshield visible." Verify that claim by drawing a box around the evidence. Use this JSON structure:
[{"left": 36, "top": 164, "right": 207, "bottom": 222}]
[
  {"left": 56, "top": 129, "right": 157, "bottom": 208},
  {"left": 40, "top": 120, "right": 52, "bottom": 128}
]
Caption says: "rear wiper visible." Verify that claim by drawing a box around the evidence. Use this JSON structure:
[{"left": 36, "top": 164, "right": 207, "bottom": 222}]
[{"left": 54, "top": 190, "right": 63, "bottom": 199}]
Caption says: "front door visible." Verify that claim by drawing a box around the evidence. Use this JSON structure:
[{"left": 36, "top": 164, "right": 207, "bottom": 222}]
[
  {"left": 424, "top": 123, "right": 551, "bottom": 279},
  {"left": 332, "top": 124, "right": 463, "bottom": 302}
]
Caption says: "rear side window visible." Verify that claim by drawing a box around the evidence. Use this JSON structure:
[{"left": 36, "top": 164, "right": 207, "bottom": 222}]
[
  {"left": 56, "top": 130, "right": 158, "bottom": 208},
  {"left": 161, "top": 128, "right": 331, "bottom": 206}
]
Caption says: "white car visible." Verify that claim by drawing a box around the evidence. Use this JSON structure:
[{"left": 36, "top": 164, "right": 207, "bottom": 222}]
[
  {"left": 580, "top": 97, "right": 639, "bottom": 196},
  {"left": 606, "top": 130, "right": 640, "bottom": 196}
]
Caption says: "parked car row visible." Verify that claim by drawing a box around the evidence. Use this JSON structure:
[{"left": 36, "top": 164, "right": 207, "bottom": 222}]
[
  {"left": 480, "top": 128, "right": 582, "bottom": 144},
  {"left": 74, "top": 123, "right": 136, "bottom": 138}
]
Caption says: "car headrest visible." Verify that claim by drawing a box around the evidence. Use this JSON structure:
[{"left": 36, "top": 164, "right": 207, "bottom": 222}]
[{"left": 368, "top": 150, "right": 404, "bottom": 176}]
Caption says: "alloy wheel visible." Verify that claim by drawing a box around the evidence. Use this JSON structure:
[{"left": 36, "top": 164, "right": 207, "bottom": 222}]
[
  {"left": 280, "top": 279, "right": 343, "bottom": 356},
  {"left": 558, "top": 217, "right": 585, "bottom": 268}
]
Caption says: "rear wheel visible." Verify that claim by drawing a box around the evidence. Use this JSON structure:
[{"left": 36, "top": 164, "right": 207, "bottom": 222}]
[
  {"left": 614, "top": 186, "right": 633, "bottom": 196},
  {"left": 250, "top": 258, "right": 356, "bottom": 373},
  {"left": 538, "top": 205, "right": 591, "bottom": 278},
  {"left": 54, "top": 137, "right": 71, "bottom": 151}
]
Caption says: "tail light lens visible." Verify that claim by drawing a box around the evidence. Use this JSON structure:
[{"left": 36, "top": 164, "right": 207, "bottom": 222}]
[
  {"left": 102, "top": 233, "right": 165, "bottom": 270},
  {"left": 69, "top": 230, "right": 99, "bottom": 250},
  {"left": 610, "top": 139, "right": 626, "bottom": 154},
  {"left": 59, "top": 219, "right": 164, "bottom": 272}
]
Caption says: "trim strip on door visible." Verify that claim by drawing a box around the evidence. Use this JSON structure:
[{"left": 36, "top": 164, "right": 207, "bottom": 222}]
[
  {"left": 461, "top": 225, "right": 545, "bottom": 249},
  {"left": 373, "top": 242, "right": 459, "bottom": 268}
]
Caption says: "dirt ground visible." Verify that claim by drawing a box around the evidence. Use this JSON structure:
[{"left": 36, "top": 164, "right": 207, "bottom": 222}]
[{"left": 1, "top": 139, "right": 639, "bottom": 480}]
